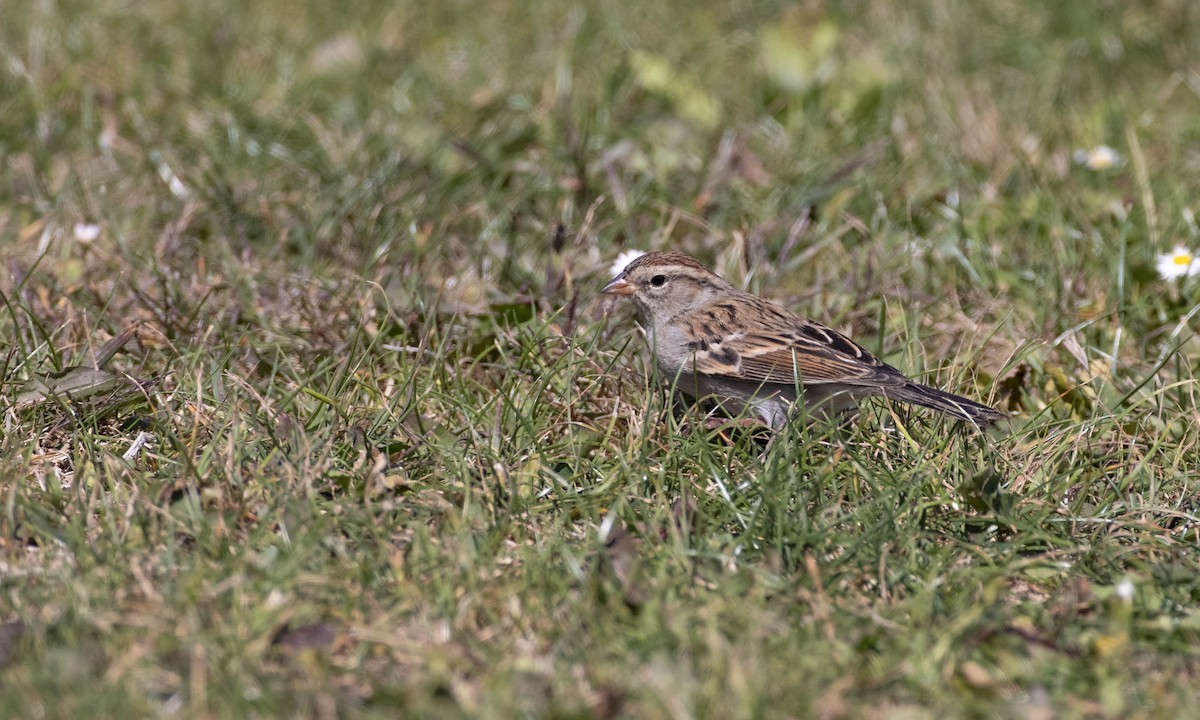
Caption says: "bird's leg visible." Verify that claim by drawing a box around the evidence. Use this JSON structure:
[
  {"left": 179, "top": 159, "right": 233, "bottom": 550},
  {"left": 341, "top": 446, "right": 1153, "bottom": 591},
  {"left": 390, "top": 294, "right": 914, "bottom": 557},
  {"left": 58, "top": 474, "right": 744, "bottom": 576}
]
[
  {"left": 705, "top": 416, "right": 770, "bottom": 431},
  {"left": 678, "top": 411, "right": 769, "bottom": 439},
  {"left": 706, "top": 417, "right": 773, "bottom": 446}
]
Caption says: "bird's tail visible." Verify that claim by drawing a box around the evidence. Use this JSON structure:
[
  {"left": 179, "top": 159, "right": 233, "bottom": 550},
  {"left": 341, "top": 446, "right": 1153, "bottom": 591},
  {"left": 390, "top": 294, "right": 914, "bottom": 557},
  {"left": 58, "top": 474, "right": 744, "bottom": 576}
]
[{"left": 882, "top": 382, "right": 1005, "bottom": 427}]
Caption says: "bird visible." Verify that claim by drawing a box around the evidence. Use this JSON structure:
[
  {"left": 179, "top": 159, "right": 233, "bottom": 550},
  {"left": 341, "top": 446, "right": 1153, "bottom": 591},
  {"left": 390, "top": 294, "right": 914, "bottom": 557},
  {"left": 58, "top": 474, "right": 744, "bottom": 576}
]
[{"left": 601, "top": 251, "right": 1004, "bottom": 429}]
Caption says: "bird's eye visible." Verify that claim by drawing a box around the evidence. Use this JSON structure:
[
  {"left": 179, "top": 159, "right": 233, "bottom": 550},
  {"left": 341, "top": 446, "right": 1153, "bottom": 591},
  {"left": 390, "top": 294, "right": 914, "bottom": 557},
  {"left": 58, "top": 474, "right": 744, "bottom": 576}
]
[{"left": 650, "top": 275, "right": 666, "bottom": 287}]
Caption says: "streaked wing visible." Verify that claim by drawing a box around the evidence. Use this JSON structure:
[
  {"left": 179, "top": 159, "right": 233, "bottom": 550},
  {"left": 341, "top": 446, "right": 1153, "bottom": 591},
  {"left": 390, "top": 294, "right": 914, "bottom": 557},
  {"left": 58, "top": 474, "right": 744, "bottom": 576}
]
[
  {"left": 685, "top": 296, "right": 905, "bottom": 388},
  {"left": 735, "top": 335, "right": 903, "bottom": 386}
]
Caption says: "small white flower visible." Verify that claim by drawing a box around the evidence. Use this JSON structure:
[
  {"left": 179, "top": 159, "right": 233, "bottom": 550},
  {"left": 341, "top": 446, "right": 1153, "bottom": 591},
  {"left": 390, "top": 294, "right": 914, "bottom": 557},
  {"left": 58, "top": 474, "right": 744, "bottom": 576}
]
[
  {"left": 1073, "top": 144, "right": 1123, "bottom": 170},
  {"left": 1155, "top": 245, "right": 1200, "bottom": 280},
  {"left": 1019, "top": 134, "right": 1041, "bottom": 156},
  {"left": 610, "top": 249, "right": 646, "bottom": 279},
  {"left": 902, "top": 236, "right": 930, "bottom": 260},
  {"left": 598, "top": 513, "right": 616, "bottom": 543},
  {"left": 1115, "top": 578, "right": 1134, "bottom": 603},
  {"left": 73, "top": 222, "right": 101, "bottom": 243}
]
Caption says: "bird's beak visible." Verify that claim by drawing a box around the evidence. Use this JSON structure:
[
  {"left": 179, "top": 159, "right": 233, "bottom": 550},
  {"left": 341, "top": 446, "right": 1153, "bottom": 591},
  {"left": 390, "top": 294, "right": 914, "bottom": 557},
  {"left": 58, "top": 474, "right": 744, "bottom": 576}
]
[{"left": 601, "top": 276, "right": 636, "bottom": 296}]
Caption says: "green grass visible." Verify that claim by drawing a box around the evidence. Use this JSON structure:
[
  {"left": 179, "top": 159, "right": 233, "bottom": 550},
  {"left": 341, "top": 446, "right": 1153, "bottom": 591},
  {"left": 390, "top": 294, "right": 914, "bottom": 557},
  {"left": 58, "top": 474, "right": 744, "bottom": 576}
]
[{"left": 4, "top": 0, "right": 1200, "bottom": 716}]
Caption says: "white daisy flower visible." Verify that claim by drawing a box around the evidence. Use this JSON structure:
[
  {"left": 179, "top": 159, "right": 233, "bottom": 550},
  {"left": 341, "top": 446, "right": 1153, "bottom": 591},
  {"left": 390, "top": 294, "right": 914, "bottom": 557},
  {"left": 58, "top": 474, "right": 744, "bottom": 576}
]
[
  {"left": 1115, "top": 579, "right": 1134, "bottom": 603},
  {"left": 1073, "top": 145, "right": 1123, "bottom": 171},
  {"left": 1156, "top": 245, "right": 1200, "bottom": 280},
  {"left": 73, "top": 222, "right": 101, "bottom": 243},
  {"left": 610, "top": 249, "right": 646, "bottom": 278}
]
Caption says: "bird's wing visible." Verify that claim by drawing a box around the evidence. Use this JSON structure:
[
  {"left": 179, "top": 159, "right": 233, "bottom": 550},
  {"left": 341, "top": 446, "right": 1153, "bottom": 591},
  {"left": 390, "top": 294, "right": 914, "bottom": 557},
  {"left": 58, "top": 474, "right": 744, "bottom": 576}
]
[{"left": 685, "top": 299, "right": 906, "bottom": 388}]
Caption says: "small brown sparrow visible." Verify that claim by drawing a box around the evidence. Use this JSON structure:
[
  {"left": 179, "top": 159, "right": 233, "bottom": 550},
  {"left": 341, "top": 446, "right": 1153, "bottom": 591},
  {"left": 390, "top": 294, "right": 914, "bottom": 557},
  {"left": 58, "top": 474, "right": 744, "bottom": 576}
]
[{"left": 602, "top": 251, "right": 1004, "bottom": 429}]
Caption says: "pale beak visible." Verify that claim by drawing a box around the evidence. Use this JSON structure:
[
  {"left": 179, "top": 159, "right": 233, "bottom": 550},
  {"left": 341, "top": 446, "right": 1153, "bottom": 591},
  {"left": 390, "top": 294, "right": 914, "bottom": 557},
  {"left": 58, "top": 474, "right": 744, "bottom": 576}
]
[{"left": 601, "top": 276, "right": 636, "bottom": 296}]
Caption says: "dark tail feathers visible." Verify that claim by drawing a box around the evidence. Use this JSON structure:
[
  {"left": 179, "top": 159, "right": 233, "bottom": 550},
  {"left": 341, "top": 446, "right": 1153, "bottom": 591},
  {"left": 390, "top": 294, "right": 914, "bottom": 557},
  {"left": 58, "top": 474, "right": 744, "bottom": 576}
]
[{"left": 883, "top": 382, "right": 1004, "bottom": 427}]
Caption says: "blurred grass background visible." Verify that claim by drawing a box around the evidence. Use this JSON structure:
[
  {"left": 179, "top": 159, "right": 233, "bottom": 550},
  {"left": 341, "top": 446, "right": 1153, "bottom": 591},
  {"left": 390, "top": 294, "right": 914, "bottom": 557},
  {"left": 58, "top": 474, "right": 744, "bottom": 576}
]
[{"left": 3, "top": 0, "right": 1200, "bottom": 717}]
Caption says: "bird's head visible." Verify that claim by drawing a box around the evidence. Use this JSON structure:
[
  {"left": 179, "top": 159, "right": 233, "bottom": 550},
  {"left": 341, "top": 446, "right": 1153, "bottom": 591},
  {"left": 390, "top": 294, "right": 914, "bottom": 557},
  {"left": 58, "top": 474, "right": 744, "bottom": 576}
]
[{"left": 601, "top": 252, "right": 733, "bottom": 320}]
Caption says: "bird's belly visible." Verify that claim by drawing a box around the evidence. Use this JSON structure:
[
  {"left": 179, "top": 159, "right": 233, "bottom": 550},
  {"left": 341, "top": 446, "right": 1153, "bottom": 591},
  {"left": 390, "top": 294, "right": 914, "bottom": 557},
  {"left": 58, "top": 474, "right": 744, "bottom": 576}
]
[
  {"left": 662, "top": 366, "right": 857, "bottom": 428},
  {"left": 662, "top": 368, "right": 789, "bottom": 428}
]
